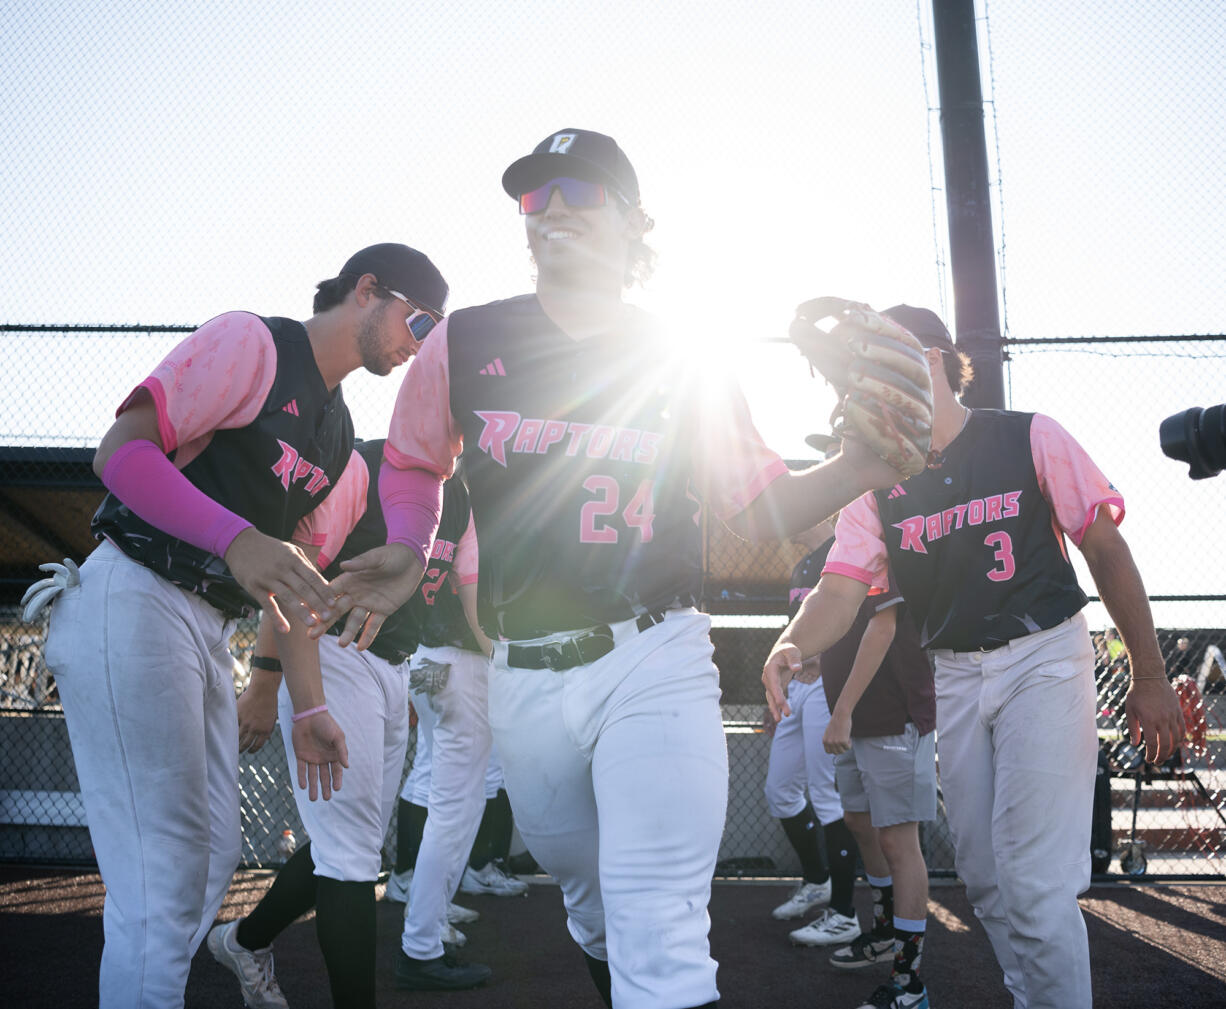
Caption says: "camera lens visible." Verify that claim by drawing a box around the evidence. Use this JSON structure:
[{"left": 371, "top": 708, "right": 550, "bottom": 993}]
[{"left": 1160, "top": 404, "right": 1226, "bottom": 479}]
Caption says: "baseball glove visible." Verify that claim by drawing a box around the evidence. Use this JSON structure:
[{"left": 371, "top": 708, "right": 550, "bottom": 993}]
[
  {"left": 20, "top": 558, "right": 80, "bottom": 622},
  {"left": 789, "top": 297, "right": 934, "bottom": 476}
]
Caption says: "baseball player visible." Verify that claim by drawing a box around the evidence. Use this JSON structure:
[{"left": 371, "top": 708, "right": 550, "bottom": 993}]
[
  {"left": 34, "top": 244, "right": 447, "bottom": 1009},
  {"left": 209, "top": 439, "right": 487, "bottom": 1007},
  {"left": 764, "top": 305, "right": 1185, "bottom": 1009},
  {"left": 764, "top": 504, "right": 858, "bottom": 933},
  {"left": 322, "top": 129, "right": 909, "bottom": 1009},
  {"left": 805, "top": 528, "right": 937, "bottom": 1009}
]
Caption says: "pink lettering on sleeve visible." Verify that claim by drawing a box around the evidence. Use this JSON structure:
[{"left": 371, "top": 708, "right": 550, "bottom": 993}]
[
  {"left": 121, "top": 312, "right": 277, "bottom": 463},
  {"left": 385, "top": 320, "right": 462, "bottom": 477},
  {"left": 1030, "top": 414, "right": 1124, "bottom": 546},
  {"left": 824, "top": 493, "right": 890, "bottom": 591},
  {"left": 296, "top": 450, "right": 370, "bottom": 567}
]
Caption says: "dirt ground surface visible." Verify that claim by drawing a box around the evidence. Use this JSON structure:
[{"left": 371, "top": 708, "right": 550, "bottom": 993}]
[{"left": 2, "top": 866, "right": 1224, "bottom": 1008}]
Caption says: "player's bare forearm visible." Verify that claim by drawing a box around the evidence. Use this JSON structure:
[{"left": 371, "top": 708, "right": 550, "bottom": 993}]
[
  {"left": 1079, "top": 511, "right": 1184, "bottom": 762},
  {"left": 726, "top": 447, "right": 900, "bottom": 541},
  {"left": 763, "top": 574, "right": 867, "bottom": 721},
  {"left": 780, "top": 574, "right": 867, "bottom": 658}
]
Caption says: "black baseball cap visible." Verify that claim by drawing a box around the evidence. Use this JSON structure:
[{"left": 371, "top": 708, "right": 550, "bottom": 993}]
[
  {"left": 805, "top": 433, "right": 840, "bottom": 457},
  {"left": 340, "top": 243, "right": 449, "bottom": 317},
  {"left": 502, "top": 129, "right": 639, "bottom": 204},
  {"left": 882, "top": 304, "right": 955, "bottom": 352}
]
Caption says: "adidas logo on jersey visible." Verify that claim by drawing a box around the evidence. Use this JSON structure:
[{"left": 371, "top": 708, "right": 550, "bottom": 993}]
[
  {"left": 479, "top": 358, "right": 506, "bottom": 376},
  {"left": 887, "top": 484, "right": 907, "bottom": 499},
  {"left": 281, "top": 399, "right": 300, "bottom": 416}
]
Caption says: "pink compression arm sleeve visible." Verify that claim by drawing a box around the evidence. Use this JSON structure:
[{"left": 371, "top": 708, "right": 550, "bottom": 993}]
[
  {"left": 101, "top": 439, "right": 253, "bottom": 557},
  {"left": 379, "top": 460, "right": 443, "bottom": 571}
]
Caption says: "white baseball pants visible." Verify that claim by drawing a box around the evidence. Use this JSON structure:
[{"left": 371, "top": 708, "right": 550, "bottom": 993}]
[
  {"left": 764, "top": 677, "right": 842, "bottom": 823},
  {"left": 400, "top": 645, "right": 493, "bottom": 958},
  {"left": 489, "top": 608, "right": 727, "bottom": 1009},
  {"left": 43, "top": 541, "right": 241, "bottom": 1009},
  {"left": 932, "top": 612, "right": 1097, "bottom": 1009},
  {"left": 276, "top": 633, "right": 409, "bottom": 881}
]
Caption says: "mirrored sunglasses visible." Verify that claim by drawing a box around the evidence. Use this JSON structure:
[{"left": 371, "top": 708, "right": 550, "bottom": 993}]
[
  {"left": 518, "top": 176, "right": 625, "bottom": 215},
  {"left": 384, "top": 288, "right": 441, "bottom": 340}
]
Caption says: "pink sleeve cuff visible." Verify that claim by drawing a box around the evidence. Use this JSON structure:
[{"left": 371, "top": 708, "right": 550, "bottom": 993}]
[
  {"left": 102, "top": 439, "right": 252, "bottom": 557},
  {"left": 820, "top": 560, "right": 884, "bottom": 590},
  {"left": 1073, "top": 497, "right": 1126, "bottom": 546},
  {"left": 379, "top": 460, "right": 443, "bottom": 570}
]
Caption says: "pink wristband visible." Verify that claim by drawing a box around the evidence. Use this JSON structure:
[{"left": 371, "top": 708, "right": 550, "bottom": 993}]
[
  {"left": 291, "top": 704, "right": 329, "bottom": 723},
  {"left": 102, "top": 439, "right": 252, "bottom": 557}
]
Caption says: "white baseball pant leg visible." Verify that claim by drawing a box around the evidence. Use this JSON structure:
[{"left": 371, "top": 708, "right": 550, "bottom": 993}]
[
  {"left": 276, "top": 634, "right": 409, "bottom": 881},
  {"left": 401, "top": 645, "right": 492, "bottom": 958},
  {"left": 489, "top": 609, "right": 727, "bottom": 1009},
  {"left": 932, "top": 613, "right": 1097, "bottom": 1009},
  {"left": 401, "top": 685, "right": 435, "bottom": 808},
  {"left": 43, "top": 542, "right": 241, "bottom": 1009},
  {"left": 764, "top": 678, "right": 842, "bottom": 823}
]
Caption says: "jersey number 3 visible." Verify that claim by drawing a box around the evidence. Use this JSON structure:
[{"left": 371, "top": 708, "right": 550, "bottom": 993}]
[
  {"left": 580, "top": 476, "right": 655, "bottom": 544},
  {"left": 984, "top": 531, "right": 1016, "bottom": 582}
]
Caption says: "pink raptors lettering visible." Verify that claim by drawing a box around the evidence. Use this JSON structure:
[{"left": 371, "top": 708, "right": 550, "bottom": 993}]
[
  {"left": 893, "top": 491, "right": 1022, "bottom": 554},
  {"left": 474, "top": 410, "right": 662, "bottom": 468},
  {"left": 270, "top": 439, "right": 332, "bottom": 495}
]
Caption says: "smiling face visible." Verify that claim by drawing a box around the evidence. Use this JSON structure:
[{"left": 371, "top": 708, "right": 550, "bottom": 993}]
[{"left": 524, "top": 180, "right": 638, "bottom": 291}]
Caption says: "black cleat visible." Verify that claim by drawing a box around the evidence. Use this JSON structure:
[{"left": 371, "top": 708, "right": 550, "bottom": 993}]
[{"left": 394, "top": 950, "right": 492, "bottom": 991}]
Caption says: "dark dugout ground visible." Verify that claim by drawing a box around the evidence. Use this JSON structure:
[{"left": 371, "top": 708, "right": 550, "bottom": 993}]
[{"left": 2, "top": 866, "right": 1224, "bottom": 1008}]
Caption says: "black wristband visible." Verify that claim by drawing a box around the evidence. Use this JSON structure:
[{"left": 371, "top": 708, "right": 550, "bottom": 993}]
[{"left": 250, "top": 656, "right": 283, "bottom": 672}]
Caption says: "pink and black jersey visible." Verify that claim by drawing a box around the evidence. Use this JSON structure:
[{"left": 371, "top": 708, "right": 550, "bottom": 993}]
[
  {"left": 394, "top": 295, "right": 786, "bottom": 640},
  {"left": 827, "top": 409, "right": 1123, "bottom": 652},
  {"left": 93, "top": 314, "right": 354, "bottom": 618}
]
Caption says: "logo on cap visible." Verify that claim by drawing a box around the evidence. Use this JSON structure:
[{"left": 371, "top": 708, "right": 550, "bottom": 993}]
[{"left": 548, "top": 134, "right": 576, "bottom": 154}]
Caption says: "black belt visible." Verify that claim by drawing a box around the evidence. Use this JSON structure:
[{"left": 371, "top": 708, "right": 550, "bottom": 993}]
[
  {"left": 505, "top": 608, "right": 673, "bottom": 672},
  {"left": 324, "top": 624, "right": 413, "bottom": 666}
]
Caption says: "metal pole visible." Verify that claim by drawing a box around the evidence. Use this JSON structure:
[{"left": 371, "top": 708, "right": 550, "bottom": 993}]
[{"left": 932, "top": 0, "right": 1005, "bottom": 408}]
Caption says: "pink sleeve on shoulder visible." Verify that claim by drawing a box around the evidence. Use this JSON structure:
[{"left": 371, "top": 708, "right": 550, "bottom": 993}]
[
  {"left": 453, "top": 512, "right": 479, "bottom": 586},
  {"left": 295, "top": 450, "right": 370, "bottom": 566},
  {"left": 385, "top": 319, "right": 462, "bottom": 476},
  {"left": 1030, "top": 414, "right": 1124, "bottom": 546},
  {"left": 121, "top": 313, "right": 277, "bottom": 458},
  {"left": 695, "top": 378, "right": 789, "bottom": 520},
  {"left": 823, "top": 493, "right": 890, "bottom": 590}
]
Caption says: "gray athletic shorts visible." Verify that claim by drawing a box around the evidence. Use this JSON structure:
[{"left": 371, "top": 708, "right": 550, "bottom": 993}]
[{"left": 833, "top": 723, "right": 937, "bottom": 828}]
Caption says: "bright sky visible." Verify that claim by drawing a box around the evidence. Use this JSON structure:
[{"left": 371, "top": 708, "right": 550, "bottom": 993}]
[{"left": 3, "top": 0, "right": 1223, "bottom": 609}]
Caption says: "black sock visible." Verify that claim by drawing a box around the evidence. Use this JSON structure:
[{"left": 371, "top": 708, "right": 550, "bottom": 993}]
[
  {"left": 869, "top": 879, "right": 894, "bottom": 936},
  {"left": 488, "top": 788, "right": 514, "bottom": 863},
  {"left": 315, "top": 877, "right": 375, "bottom": 1009},
  {"left": 237, "top": 841, "right": 318, "bottom": 951},
  {"left": 584, "top": 952, "right": 612, "bottom": 1008},
  {"left": 469, "top": 796, "right": 497, "bottom": 870},
  {"left": 823, "top": 818, "right": 859, "bottom": 918},
  {"left": 779, "top": 802, "right": 829, "bottom": 884},
  {"left": 892, "top": 925, "right": 926, "bottom": 993},
  {"left": 394, "top": 800, "right": 429, "bottom": 874}
]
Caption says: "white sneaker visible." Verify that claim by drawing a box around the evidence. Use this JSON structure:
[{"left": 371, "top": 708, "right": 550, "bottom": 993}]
[
  {"left": 442, "top": 921, "right": 468, "bottom": 947},
  {"left": 459, "top": 861, "right": 529, "bottom": 897},
  {"left": 771, "top": 878, "right": 832, "bottom": 920},
  {"left": 447, "top": 901, "right": 480, "bottom": 924},
  {"left": 384, "top": 868, "right": 413, "bottom": 903},
  {"left": 789, "top": 908, "right": 863, "bottom": 947},
  {"left": 207, "top": 919, "right": 289, "bottom": 1009}
]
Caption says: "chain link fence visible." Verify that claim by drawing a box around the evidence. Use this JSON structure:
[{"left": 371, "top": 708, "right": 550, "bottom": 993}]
[{"left": 2, "top": 336, "right": 1223, "bottom": 879}]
